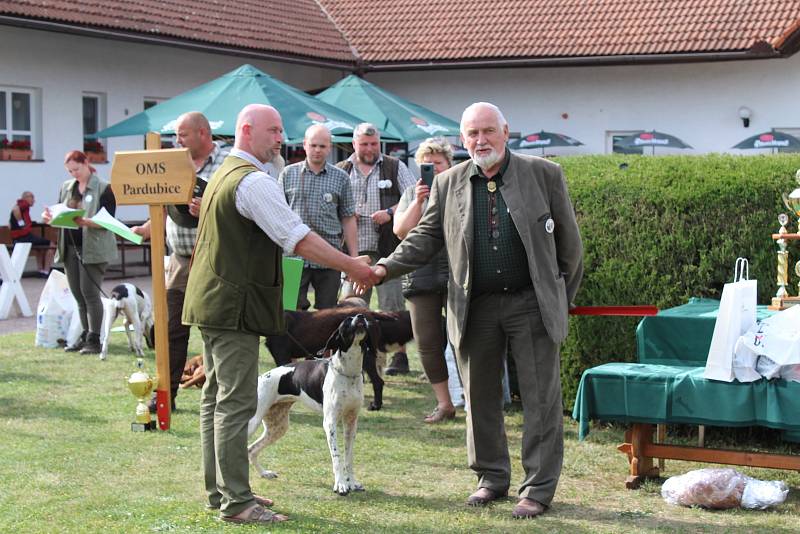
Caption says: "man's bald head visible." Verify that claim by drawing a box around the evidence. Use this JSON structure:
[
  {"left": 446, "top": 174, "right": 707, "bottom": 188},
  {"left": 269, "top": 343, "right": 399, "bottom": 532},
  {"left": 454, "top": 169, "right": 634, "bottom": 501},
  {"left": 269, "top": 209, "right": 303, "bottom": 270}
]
[
  {"left": 303, "top": 124, "right": 332, "bottom": 169},
  {"left": 175, "top": 111, "right": 213, "bottom": 160},
  {"left": 235, "top": 104, "right": 284, "bottom": 164}
]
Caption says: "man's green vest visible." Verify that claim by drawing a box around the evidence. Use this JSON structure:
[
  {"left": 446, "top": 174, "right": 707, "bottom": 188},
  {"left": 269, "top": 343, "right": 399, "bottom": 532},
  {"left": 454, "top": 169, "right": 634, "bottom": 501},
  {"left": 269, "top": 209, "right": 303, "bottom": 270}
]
[{"left": 182, "top": 155, "right": 285, "bottom": 335}]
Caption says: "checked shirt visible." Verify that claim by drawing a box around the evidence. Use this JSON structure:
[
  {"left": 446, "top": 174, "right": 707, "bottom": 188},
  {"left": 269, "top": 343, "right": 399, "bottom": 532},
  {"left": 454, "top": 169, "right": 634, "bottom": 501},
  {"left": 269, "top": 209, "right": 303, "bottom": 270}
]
[
  {"left": 279, "top": 160, "right": 355, "bottom": 268},
  {"left": 166, "top": 141, "right": 229, "bottom": 257}
]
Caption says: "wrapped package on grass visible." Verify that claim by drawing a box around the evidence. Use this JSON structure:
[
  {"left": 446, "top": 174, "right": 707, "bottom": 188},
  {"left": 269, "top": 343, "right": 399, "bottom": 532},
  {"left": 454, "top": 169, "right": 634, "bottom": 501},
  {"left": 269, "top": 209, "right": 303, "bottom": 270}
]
[{"left": 661, "top": 468, "right": 788, "bottom": 510}]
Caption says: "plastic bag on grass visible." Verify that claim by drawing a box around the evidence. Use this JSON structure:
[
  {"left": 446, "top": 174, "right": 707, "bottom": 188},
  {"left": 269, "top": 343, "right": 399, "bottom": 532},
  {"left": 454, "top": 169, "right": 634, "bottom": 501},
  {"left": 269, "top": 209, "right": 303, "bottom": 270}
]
[
  {"left": 661, "top": 468, "right": 788, "bottom": 510},
  {"left": 35, "top": 270, "right": 78, "bottom": 348}
]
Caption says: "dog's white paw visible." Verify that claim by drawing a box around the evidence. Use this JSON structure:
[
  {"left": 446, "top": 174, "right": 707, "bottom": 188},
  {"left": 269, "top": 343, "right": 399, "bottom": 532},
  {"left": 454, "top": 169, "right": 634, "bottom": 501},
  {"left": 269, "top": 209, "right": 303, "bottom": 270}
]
[
  {"left": 333, "top": 481, "right": 350, "bottom": 496},
  {"left": 99, "top": 353, "right": 107, "bottom": 361},
  {"left": 259, "top": 470, "right": 278, "bottom": 479}
]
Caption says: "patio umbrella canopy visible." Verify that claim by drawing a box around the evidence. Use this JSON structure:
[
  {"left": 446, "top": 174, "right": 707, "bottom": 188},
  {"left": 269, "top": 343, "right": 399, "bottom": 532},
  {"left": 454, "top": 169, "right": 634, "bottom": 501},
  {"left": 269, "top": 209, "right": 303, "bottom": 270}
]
[
  {"left": 94, "top": 64, "right": 363, "bottom": 140},
  {"left": 509, "top": 130, "right": 583, "bottom": 154},
  {"left": 315, "top": 75, "right": 460, "bottom": 142},
  {"left": 615, "top": 130, "right": 692, "bottom": 154},
  {"left": 733, "top": 131, "right": 800, "bottom": 151}
]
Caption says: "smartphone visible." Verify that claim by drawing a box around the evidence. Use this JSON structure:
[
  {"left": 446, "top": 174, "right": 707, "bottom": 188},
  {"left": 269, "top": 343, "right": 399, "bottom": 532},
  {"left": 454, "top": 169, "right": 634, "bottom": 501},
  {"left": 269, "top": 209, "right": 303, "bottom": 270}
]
[{"left": 420, "top": 163, "right": 435, "bottom": 187}]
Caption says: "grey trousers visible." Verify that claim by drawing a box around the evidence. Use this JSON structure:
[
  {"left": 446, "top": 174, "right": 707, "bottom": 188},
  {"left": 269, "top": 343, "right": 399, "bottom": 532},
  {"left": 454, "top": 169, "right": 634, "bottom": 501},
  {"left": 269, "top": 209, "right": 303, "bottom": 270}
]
[
  {"left": 455, "top": 287, "right": 563, "bottom": 505},
  {"left": 200, "top": 327, "right": 260, "bottom": 517},
  {"left": 63, "top": 245, "right": 107, "bottom": 334}
]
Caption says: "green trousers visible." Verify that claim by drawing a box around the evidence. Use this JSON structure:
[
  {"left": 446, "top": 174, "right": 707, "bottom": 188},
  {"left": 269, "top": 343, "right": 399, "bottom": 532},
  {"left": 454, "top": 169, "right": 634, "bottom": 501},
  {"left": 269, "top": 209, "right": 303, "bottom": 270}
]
[
  {"left": 456, "top": 287, "right": 563, "bottom": 506},
  {"left": 200, "top": 327, "right": 260, "bottom": 517}
]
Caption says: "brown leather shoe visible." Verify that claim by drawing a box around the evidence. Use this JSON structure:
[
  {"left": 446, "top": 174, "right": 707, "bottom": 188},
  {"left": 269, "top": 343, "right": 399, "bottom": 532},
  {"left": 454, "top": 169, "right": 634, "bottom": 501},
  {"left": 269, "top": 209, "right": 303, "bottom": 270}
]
[
  {"left": 466, "top": 487, "right": 506, "bottom": 507},
  {"left": 512, "top": 497, "right": 547, "bottom": 519}
]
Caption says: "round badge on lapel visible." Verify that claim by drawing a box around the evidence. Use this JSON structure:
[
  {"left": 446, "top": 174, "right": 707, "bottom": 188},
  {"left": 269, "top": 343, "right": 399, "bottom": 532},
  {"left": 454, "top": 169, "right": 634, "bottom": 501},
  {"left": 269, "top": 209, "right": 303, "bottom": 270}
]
[
  {"left": 85, "top": 194, "right": 93, "bottom": 203},
  {"left": 545, "top": 218, "right": 555, "bottom": 233},
  {"left": 323, "top": 192, "right": 333, "bottom": 202}
]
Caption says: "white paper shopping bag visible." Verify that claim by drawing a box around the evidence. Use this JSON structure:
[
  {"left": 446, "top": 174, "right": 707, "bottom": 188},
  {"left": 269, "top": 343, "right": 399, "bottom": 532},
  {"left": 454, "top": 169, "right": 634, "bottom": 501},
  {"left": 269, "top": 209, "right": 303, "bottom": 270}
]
[{"left": 704, "top": 258, "right": 758, "bottom": 382}]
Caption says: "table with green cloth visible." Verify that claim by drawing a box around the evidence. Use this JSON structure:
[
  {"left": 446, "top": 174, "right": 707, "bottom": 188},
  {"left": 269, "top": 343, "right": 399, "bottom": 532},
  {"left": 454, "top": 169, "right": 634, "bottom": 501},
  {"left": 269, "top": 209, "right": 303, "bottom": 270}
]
[{"left": 572, "top": 298, "right": 800, "bottom": 440}]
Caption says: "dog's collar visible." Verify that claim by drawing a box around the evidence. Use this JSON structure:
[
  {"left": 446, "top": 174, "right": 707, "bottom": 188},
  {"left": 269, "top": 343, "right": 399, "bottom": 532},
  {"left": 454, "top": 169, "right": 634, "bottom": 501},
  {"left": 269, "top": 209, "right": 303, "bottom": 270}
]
[{"left": 330, "top": 358, "right": 361, "bottom": 379}]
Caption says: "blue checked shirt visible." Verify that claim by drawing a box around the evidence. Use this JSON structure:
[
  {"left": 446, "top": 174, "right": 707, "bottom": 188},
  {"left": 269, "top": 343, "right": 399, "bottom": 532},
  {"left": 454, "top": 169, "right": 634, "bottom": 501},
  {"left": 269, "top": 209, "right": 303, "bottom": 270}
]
[
  {"left": 279, "top": 161, "right": 355, "bottom": 268},
  {"left": 166, "top": 141, "right": 229, "bottom": 256}
]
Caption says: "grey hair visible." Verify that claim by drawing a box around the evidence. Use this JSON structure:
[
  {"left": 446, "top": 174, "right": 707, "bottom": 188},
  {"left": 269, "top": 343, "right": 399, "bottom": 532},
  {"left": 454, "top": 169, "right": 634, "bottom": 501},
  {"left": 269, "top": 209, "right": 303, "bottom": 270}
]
[
  {"left": 460, "top": 102, "right": 508, "bottom": 132},
  {"left": 415, "top": 137, "right": 454, "bottom": 166},
  {"left": 353, "top": 122, "right": 380, "bottom": 138}
]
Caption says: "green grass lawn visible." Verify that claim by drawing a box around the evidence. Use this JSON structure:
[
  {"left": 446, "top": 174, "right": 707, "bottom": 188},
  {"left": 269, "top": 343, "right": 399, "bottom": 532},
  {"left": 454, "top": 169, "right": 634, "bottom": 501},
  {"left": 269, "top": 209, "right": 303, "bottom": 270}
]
[{"left": 2, "top": 329, "right": 800, "bottom": 533}]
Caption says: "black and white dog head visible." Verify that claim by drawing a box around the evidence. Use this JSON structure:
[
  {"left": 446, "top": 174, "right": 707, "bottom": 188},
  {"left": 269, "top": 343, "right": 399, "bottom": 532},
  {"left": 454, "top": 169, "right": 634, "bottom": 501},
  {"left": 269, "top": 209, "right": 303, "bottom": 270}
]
[{"left": 322, "top": 313, "right": 369, "bottom": 356}]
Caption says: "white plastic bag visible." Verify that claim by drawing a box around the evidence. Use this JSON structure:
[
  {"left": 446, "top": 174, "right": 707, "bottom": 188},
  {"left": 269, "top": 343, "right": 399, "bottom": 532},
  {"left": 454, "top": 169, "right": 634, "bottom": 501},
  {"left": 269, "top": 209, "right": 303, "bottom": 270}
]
[
  {"left": 35, "top": 270, "right": 78, "bottom": 348},
  {"left": 704, "top": 258, "right": 757, "bottom": 382},
  {"left": 662, "top": 468, "right": 788, "bottom": 510},
  {"left": 733, "top": 305, "right": 800, "bottom": 382}
]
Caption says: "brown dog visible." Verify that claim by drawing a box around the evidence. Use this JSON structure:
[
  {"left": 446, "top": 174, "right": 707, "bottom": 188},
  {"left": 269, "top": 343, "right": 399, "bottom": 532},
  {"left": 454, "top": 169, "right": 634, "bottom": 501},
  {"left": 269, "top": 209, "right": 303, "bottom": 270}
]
[{"left": 180, "top": 355, "right": 205, "bottom": 388}]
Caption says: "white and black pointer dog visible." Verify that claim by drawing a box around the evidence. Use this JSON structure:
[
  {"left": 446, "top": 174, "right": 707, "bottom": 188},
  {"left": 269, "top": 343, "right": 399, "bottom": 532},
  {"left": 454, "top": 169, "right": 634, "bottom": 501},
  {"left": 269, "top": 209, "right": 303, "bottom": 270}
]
[
  {"left": 99, "top": 283, "right": 155, "bottom": 361},
  {"left": 248, "top": 314, "right": 372, "bottom": 495}
]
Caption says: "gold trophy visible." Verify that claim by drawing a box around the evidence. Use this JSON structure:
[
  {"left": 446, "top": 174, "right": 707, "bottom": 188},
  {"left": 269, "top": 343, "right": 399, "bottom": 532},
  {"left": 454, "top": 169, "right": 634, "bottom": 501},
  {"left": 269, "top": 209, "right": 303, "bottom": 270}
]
[
  {"left": 127, "top": 358, "right": 158, "bottom": 431},
  {"left": 771, "top": 170, "right": 800, "bottom": 310}
]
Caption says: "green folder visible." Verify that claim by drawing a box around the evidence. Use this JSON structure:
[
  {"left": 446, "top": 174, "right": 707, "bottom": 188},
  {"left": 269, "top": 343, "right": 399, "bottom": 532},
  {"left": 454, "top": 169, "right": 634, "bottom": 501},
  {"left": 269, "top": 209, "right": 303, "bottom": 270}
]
[{"left": 282, "top": 257, "right": 304, "bottom": 310}]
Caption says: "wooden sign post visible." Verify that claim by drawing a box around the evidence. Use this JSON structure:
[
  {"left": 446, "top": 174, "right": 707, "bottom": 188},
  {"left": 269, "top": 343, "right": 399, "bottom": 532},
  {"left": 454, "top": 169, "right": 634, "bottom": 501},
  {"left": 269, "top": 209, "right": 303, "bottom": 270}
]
[{"left": 111, "top": 133, "right": 195, "bottom": 431}]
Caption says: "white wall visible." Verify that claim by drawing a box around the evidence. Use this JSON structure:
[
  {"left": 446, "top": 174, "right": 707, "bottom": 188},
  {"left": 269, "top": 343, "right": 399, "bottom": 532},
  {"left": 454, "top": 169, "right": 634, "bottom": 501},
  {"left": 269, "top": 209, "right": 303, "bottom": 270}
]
[
  {"left": 0, "top": 25, "right": 346, "bottom": 219},
  {"left": 4, "top": 23, "right": 800, "bottom": 220},
  {"left": 367, "top": 57, "right": 800, "bottom": 158}
]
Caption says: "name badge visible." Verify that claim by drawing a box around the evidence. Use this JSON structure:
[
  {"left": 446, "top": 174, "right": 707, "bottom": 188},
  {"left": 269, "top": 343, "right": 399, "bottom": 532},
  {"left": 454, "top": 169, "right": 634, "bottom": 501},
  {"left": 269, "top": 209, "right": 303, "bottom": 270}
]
[
  {"left": 545, "top": 218, "right": 555, "bottom": 233},
  {"left": 85, "top": 194, "right": 93, "bottom": 203}
]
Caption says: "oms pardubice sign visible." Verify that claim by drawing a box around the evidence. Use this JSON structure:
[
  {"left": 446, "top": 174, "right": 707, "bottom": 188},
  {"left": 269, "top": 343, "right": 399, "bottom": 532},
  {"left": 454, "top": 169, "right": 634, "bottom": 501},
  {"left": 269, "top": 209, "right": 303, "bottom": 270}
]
[{"left": 110, "top": 148, "right": 195, "bottom": 206}]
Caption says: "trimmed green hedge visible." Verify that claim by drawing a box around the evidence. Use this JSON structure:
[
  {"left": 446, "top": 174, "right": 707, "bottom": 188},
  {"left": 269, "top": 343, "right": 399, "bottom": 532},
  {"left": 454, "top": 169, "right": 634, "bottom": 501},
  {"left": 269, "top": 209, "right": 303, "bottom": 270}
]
[{"left": 555, "top": 154, "right": 800, "bottom": 410}]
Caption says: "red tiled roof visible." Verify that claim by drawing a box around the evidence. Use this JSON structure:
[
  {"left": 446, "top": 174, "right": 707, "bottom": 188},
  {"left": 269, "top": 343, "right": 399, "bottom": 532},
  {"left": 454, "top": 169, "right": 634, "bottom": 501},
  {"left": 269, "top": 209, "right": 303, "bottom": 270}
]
[
  {"left": 2, "top": 0, "right": 800, "bottom": 66},
  {"left": 319, "top": 0, "right": 800, "bottom": 63},
  {"left": 0, "top": 0, "right": 355, "bottom": 63}
]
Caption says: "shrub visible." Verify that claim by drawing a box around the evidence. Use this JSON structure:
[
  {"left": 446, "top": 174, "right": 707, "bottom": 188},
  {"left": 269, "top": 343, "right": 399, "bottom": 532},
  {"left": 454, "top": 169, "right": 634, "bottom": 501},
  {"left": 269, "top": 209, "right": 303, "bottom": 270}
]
[{"left": 555, "top": 153, "right": 800, "bottom": 410}]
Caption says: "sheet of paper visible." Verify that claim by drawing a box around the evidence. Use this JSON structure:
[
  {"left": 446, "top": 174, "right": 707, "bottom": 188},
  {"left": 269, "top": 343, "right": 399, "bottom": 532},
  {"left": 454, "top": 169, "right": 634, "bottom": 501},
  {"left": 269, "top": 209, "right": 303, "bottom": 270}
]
[
  {"left": 90, "top": 208, "right": 144, "bottom": 245},
  {"left": 48, "top": 203, "right": 85, "bottom": 229}
]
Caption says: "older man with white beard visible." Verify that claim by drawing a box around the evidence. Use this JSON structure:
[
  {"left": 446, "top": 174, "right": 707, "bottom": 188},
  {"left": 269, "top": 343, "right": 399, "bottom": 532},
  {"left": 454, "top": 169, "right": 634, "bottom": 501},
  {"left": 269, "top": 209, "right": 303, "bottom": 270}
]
[{"left": 363, "top": 102, "right": 584, "bottom": 519}]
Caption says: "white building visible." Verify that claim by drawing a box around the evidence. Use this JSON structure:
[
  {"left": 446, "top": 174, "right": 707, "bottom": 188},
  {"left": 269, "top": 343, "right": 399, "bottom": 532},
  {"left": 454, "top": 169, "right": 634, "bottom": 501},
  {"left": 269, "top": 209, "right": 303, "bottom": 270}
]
[{"left": 2, "top": 1, "right": 800, "bottom": 218}]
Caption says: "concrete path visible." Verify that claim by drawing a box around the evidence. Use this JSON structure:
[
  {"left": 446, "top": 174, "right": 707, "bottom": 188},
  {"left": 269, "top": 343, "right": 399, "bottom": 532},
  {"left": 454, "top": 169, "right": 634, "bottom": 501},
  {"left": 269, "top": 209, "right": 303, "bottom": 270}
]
[{"left": 0, "top": 274, "right": 153, "bottom": 335}]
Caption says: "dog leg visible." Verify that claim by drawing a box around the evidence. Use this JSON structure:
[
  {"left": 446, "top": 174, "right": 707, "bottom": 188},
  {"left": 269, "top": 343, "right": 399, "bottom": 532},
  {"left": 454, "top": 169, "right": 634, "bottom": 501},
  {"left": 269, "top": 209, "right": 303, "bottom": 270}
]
[
  {"left": 323, "top": 408, "right": 349, "bottom": 495},
  {"left": 130, "top": 309, "right": 144, "bottom": 357},
  {"left": 342, "top": 409, "right": 363, "bottom": 492},
  {"left": 365, "top": 352, "right": 384, "bottom": 411},
  {"left": 99, "top": 305, "right": 117, "bottom": 361},
  {"left": 248, "top": 402, "right": 292, "bottom": 479}
]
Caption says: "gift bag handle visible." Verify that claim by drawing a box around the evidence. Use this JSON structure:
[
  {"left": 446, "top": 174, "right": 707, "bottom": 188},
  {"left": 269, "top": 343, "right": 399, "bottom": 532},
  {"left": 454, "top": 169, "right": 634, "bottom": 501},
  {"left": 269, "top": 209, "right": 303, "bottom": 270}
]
[{"left": 734, "top": 257, "right": 749, "bottom": 282}]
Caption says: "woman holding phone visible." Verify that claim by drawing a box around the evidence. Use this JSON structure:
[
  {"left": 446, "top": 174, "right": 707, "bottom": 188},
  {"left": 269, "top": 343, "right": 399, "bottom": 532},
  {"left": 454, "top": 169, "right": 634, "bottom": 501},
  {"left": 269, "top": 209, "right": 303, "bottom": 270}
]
[{"left": 393, "top": 137, "right": 458, "bottom": 423}]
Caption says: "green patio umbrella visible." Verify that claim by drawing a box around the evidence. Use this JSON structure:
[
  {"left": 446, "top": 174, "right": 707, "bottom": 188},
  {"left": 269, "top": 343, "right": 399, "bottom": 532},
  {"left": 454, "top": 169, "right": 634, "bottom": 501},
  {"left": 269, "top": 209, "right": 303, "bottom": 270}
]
[
  {"left": 315, "top": 75, "right": 460, "bottom": 142},
  {"left": 94, "top": 64, "right": 364, "bottom": 141}
]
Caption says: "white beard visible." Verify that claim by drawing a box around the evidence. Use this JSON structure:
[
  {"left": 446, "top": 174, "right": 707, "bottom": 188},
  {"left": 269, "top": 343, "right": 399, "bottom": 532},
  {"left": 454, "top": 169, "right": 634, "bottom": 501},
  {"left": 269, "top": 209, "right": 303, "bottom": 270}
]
[{"left": 471, "top": 148, "right": 502, "bottom": 171}]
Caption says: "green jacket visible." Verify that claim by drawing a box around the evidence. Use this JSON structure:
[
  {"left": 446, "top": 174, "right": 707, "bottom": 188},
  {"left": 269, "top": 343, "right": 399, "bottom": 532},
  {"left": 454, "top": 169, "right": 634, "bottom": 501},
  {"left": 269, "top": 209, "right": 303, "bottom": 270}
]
[
  {"left": 54, "top": 174, "right": 118, "bottom": 265},
  {"left": 182, "top": 155, "right": 285, "bottom": 336}
]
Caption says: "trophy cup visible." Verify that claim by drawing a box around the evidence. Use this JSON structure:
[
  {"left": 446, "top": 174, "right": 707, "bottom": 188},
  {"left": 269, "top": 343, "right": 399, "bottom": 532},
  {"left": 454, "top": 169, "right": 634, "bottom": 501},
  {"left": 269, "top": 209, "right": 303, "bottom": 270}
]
[
  {"left": 771, "top": 170, "right": 800, "bottom": 309},
  {"left": 127, "top": 358, "right": 158, "bottom": 431}
]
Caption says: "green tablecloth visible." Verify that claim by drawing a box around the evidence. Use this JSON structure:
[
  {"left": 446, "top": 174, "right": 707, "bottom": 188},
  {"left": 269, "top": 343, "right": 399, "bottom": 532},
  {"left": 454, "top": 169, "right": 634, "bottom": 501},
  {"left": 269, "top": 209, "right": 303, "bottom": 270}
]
[
  {"left": 635, "top": 297, "right": 776, "bottom": 366},
  {"left": 572, "top": 363, "right": 800, "bottom": 440}
]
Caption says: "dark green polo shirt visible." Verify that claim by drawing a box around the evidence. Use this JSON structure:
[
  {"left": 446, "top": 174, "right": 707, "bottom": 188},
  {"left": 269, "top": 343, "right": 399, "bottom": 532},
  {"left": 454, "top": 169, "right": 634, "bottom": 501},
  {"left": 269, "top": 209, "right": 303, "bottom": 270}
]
[{"left": 470, "top": 151, "right": 532, "bottom": 296}]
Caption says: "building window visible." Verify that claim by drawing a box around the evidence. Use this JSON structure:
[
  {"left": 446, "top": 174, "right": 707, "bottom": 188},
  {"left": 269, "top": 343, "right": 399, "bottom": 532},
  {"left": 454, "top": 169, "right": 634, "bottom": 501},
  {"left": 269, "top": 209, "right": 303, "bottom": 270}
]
[
  {"left": 607, "top": 130, "right": 644, "bottom": 155},
  {"left": 0, "top": 87, "right": 40, "bottom": 158},
  {"left": 82, "top": 92, "right": 106, "bottom": 156}
]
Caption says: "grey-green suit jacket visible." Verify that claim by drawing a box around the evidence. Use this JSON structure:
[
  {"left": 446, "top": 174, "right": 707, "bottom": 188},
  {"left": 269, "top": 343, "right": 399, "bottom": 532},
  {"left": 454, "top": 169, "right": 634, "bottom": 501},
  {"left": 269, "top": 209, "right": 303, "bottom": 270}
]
[{"left": 378, "top": 152, "right": 583, "bottom": 347}]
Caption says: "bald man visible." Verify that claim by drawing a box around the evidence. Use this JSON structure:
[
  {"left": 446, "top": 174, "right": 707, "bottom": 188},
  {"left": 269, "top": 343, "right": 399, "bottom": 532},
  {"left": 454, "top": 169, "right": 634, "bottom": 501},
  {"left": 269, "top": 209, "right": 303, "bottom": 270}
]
[
  {"left": 132, "top": 111, "right": 229, "bottom": 413},
  {"left": 182, "top": 104, "right": 378, "bottom": 525},
  {"left": 278, "top": 124, "right": 357, "bottom": 310}
]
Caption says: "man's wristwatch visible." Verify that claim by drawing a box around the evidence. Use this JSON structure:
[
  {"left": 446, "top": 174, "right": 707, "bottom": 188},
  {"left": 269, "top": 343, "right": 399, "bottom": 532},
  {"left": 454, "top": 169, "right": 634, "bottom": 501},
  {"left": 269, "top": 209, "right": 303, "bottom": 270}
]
[{"left": 386, "top": 207, "right": 394, "bottom": 217}]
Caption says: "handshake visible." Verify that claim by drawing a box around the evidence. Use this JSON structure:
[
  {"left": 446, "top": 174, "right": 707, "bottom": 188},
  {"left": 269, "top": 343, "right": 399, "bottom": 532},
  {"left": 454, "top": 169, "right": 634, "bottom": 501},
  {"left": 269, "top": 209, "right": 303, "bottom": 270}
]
[{"left": 344, "top": 255, "right": 387, "bottom": 295}]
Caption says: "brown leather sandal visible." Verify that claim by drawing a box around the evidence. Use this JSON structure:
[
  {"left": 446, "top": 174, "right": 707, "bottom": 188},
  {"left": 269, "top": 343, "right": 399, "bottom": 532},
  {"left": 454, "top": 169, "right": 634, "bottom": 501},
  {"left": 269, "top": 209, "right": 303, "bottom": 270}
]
[
  {"left": 221, "top": 504, "right": 288, "bottom": 524},
  {"left": 206, "top": 494, "right": 274, "bottom": 510}
]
